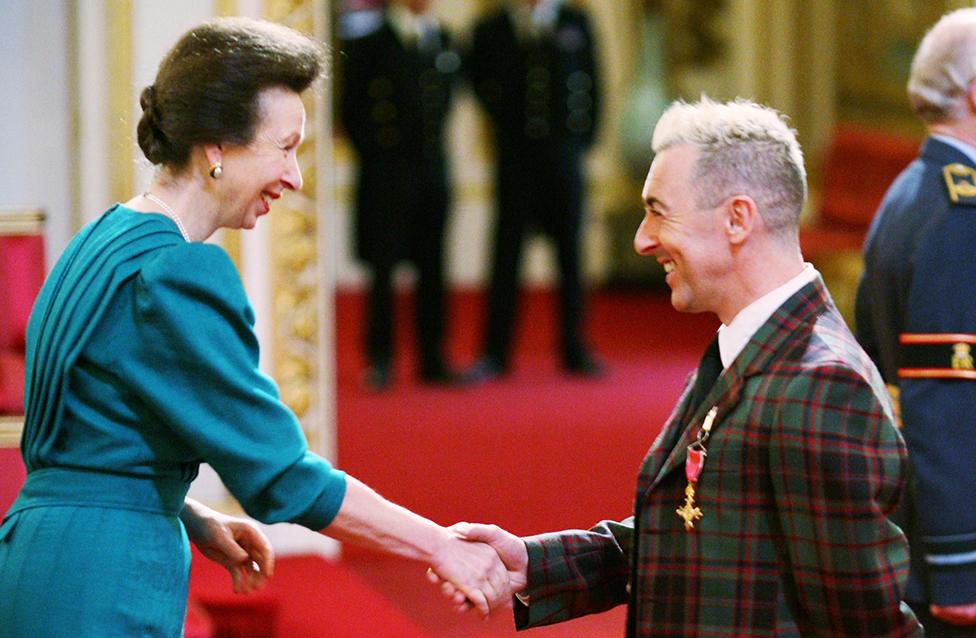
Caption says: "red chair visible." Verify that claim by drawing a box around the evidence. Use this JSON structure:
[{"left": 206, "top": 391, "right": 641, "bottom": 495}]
[
  {"left": 184, "top": 600, "right": 216, "bottom": 638},
  {"left": 0, "top": 208, "right": 44, "bottom": 517},
  {"left": 800, "top": 125, "right": 921, "bottom": 322},
  {"left": 802, "top": 124, "right": 920, "bottom": 256},
  {"left": 0, "top": 207, "right": 46, "bottom": 415}
]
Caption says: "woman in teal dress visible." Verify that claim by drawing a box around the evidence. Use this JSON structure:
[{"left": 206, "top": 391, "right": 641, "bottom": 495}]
[{"left": 0, "top": 17, "right": 509, "bottom": 637}]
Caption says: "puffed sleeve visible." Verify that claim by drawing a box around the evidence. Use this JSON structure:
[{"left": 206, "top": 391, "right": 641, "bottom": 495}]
[{"left": 119, "top": 243, "right": 346, "bottom": 530}]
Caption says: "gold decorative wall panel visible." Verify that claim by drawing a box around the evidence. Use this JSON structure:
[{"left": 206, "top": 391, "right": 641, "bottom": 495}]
[
  {"left": 263, "top": 0, "right": 325, "bottom": 451},
  {"left": 837, "top": 2, "right": 949, "bottom": 134},
  {"left": 0, "top": 417, "right": 23, "bottom": 449},
  {"left": 106, "top": 0, "right": 133, "bottom": 205}
]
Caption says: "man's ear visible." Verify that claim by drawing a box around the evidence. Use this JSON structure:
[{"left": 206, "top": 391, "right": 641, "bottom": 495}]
[
  {"left": 725, "top": 196, "right": 758, "bottom": 245},
  {"left": 966, "top": 80, "right": 976, "bottom": 114}
]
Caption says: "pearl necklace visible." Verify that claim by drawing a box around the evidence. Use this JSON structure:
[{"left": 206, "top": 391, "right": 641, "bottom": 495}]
[{"left": 144, "top": 191, "right": 190, "bottom": 242}]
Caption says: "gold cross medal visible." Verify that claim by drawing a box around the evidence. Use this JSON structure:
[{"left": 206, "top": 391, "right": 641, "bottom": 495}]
[{"left": 677, "top": 407, "right": 717, "bottom": 531}]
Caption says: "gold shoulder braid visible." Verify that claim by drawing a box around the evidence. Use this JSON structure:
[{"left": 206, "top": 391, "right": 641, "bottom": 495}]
[{"left": 942, "top": 163, "right": 976, "bottom": 204}]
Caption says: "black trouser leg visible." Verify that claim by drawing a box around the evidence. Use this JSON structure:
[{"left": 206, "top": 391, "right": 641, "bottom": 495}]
[
  {"left": 366, "top": 264, "right": 394, "bottom": 369},
  {"left": 484, "top": 210, "right": 525, "bottom": 368},
  {"left": 415, "top": 236, "right": 447, "bottom": 374},
  {"left": 554, "top": 214, "right": 586, "bottom": 365}
]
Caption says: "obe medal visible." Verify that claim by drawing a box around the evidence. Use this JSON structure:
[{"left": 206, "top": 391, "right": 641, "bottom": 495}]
[
  {"left": 676, "top": 443, "right": 705, "bottom": 530},
  {"left": 676, "top": 406, "right": 718, "bottom": 531}
]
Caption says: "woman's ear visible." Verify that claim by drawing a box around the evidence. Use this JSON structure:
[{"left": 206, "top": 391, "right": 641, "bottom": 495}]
[{"left": 202, "top": 143, "right": 223, "bottom": 168}]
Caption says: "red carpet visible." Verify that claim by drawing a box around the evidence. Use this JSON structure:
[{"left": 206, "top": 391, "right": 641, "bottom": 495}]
[{"left": 199, "top": 285, "right": 720, "bottom": 636}]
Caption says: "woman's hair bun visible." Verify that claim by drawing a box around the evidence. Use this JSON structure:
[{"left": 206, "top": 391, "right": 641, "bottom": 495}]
[{"left": 137, "top": 84, "right": 171, "bottom": 165}]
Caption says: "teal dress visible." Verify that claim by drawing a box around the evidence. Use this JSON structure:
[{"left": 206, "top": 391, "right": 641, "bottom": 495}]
[{"left": 0, "top": 206, "right": 347, "bottom": 637}]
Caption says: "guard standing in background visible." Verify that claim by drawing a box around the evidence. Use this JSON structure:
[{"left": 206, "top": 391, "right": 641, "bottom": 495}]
[
  {"left": 856, "top": 8, "right": 976, "bottom": 635},
  {"left": 340, "top": 0, "right": 461, "bottom": 390},
  {"left": 465, "top": 0, "right": 603, "bottom": 381}
]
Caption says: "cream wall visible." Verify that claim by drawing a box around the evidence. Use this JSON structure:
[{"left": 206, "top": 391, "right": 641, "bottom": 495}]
[{"left": 0, "top": 0, "right": 73, "bottom": 261}]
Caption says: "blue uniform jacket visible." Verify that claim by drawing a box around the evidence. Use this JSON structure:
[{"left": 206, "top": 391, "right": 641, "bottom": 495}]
[{"left": 856, "top": 136, "right": 976, "bottom": 606}]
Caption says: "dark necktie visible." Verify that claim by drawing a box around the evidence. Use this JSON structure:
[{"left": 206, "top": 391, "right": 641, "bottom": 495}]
[{"left": 689, "top": 334, "right": 723, "bottom": 409}]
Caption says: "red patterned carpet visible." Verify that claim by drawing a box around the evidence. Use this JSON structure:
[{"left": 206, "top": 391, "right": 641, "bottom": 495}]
[{"left": 190, "top": 285, "right": 719, "bottom": 636}]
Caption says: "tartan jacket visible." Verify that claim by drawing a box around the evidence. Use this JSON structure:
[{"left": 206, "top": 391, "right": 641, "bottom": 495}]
[{"left": 516, "top": 277, "right": 922, "bottom": 636}]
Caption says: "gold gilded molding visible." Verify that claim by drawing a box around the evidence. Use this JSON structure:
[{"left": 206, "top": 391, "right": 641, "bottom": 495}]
[
  {"left": 222, "top": 229, "right": 242, "bottom": 272},
  {"left": 211, "top": 0, "right": 242, "bottom": 268},
  {"left": 0, "top": 207, "right": 46, "bottom": 236},
  {"left": 215, "top": 1, "right": 243, "bottom": 274},
  {"left": 0, "top": 416, "right": 23, "bottom": 449},
  {"left": 106, "top": 0, "right": 133, "bottom": 205},
  {"left": 68, "top": 3, "right": 82, "bottom": 234},
  {"left": 263, "top": 0, "right": 321, "bottom": 449},
  {"left": 215, "top": 0, "right": 237, "bottom": 16}
]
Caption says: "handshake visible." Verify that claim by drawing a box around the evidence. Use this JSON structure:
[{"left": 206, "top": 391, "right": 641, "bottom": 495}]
[{"left": 425, "top": 522, "right": 529, "bottom": 618}]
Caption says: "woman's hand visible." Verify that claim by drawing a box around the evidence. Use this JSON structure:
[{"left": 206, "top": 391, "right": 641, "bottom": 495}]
[
  {"left": 428, "top": 522, "right": 529, "bottom": 614},
  {"left": 181, "top": 498, "right": 275, "bottom": 594},
  {"left": 427, "top": 532, "right": 514, "bottom": 618}
]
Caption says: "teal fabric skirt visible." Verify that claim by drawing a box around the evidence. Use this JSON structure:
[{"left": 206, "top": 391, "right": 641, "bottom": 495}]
[{"left": 0, "top": 468, "right": 192, "bottom": 637}]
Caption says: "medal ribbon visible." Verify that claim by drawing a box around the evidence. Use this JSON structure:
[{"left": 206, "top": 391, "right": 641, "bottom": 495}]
[{"left": 676, "top": 406, "right": 718, "bottom": 531}]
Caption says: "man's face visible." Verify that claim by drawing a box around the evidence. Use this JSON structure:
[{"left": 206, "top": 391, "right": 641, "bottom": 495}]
[{"left": 634, "top": 144, "right": 730, "bottom": 316}]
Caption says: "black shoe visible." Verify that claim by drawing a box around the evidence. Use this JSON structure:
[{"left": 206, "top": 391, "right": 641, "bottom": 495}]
[
  {"left": 419, "top": 362, "right": 463, "bottom": 386},
  {"left": 462, "top": 357, "right": 507, "bottom": 385},
  {"left": 563, "top": 352, "right": 606, "bottom": 378},
  {"left": 362, "top": 364, "right": 392, "bottom": 391}
]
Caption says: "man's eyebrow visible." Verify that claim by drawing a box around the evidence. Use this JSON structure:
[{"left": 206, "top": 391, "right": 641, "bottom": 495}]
[{"left": 644, "top": 196, "right": 668, "bottom": 210}]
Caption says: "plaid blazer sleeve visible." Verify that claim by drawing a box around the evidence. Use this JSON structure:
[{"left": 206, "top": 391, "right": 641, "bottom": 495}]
[
  {"left": 770, "top": 363, "right": 914, "bottom": 636},
  {"left": 514, "top": 517, "right": 633, "bottom": 629}
]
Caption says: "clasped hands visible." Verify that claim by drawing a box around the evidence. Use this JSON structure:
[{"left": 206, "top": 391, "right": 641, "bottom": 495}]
[{"left": 425, "top": 522, "right": 529, "bottom": 619}]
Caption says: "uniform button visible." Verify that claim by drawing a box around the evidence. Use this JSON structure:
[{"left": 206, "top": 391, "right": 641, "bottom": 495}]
[
  {"left": 371, "top": 101, "right": 397, "bottom": 123},
  {"left": 566, "top": 71, "right": 592, "bottom": 92},
  {"left": 525, "top": 118, "right": 549, "bottom": 138},
  {"left": 567, "top": 113, "right": 592, "bottom": 133},
  {"left": 527, "top": 67, "right": 550, "bottom": 83},
  {"left": 376, "top": 126, "right": 400, "bottom": 148},
  {"left": 435, "top": 50, "right": 461, "bottom": 73},
  {"left": 368, "top": 77, "right": 393, "bottom": 99},
  {"left": 568, "top": 92, "right": 592, "bottom": 110}
]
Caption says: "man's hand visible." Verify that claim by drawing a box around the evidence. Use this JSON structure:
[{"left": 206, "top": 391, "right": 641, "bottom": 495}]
[
  {"left": 931, "top": 603, "right": 976, "bottom": 626},
  {"left": 181, "top": 498, "right": 274, "bottom": 594},
  {"left": 428, "top": 522, "right": 529, "bottom": 613},
  {"left": 426, "top": 532, "right": 513, "bottom": 618}
]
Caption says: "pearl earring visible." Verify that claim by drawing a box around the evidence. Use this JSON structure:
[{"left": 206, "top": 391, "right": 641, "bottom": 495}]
[{"left": 209, "top": 162, "right": 223, "bottom": 179}]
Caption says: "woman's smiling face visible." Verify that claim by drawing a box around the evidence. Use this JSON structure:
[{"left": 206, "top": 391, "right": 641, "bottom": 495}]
[{"left": 217, "top": 86, "right": 306, "bottom": 230}]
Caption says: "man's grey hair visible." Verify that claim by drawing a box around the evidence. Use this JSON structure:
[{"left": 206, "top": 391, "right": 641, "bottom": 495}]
[
  {"left": 908, "top": 8, "right": 976, "bottom": 124},
  {"left": 651, "top": 97, "right": 807, "bottom": 241}
]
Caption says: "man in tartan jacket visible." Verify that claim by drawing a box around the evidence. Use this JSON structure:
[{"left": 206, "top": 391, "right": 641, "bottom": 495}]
[{"left": 446, "top": 98, "right": 922, "bottom": 636}]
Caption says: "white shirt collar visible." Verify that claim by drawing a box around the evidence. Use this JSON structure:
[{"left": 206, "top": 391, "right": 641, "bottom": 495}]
[
  {"left": 716, "top": 263, "right": 819, "bottom": 368},
  {"left": 508, "top": 0, "right": 562, "bottom": 37},
  {"left": 931, "top": 134, "right": 976, "bottom": 165},
  {"left": 388, "top": 4, "right": 435, "bottom": 45}
]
